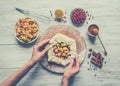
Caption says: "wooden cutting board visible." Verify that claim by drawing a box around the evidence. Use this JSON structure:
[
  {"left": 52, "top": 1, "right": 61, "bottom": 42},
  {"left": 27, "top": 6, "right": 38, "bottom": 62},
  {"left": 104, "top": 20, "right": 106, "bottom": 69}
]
[{"left": 39, "top": 25, "right": 86, "bottom": 73}]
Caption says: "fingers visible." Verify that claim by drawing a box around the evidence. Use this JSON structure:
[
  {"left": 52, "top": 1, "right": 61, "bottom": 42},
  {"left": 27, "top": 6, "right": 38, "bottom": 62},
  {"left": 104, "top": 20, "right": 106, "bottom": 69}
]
[
  {"left": 40, "top": 46, "right": 50, "bottom": 56},
  {"left": 68, "top": 55, "right": 80, "bottom": 68},
  {"left": 75, "top": 55, "right": 80, "bottom": 66},
  {"left": 68, "top": 59, "right": 74, "bottom": 67},
  {"left": 37, "top": 39, "right": 50, "bottom": 49}
]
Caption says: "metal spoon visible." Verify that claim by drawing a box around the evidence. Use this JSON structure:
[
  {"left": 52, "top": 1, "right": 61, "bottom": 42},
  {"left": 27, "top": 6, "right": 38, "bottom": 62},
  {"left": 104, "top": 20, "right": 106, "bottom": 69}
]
[{"left": 97, "top": 34, "right": 107, "bottom": 56}]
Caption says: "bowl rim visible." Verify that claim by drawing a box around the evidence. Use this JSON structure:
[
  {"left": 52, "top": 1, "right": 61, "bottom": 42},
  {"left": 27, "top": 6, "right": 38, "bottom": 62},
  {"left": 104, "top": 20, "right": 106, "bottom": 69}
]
[{"left": 15, "top": 33, "right": 39, "bottom": 44}]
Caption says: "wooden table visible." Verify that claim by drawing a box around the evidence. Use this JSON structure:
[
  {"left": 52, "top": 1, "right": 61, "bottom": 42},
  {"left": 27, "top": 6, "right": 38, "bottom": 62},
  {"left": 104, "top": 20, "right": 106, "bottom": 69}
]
[{"left": 0, "top": 0, "right": 120, "bottom": 86}]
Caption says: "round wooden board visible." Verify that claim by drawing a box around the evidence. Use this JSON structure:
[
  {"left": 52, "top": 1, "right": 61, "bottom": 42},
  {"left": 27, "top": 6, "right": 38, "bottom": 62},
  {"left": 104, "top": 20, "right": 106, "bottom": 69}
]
[{"left": 39, "top": 25, "right": 86, "bottom": 73}]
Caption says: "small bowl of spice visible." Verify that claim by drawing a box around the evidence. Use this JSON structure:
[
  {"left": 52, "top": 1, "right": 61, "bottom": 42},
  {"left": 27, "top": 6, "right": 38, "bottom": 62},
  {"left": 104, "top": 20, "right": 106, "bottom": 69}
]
[
  {"left": 54, "top": 9, "right": 64, "bottom": 19},
  {"left": 88, "top": 24, "right": 99, "bottom": 37}
]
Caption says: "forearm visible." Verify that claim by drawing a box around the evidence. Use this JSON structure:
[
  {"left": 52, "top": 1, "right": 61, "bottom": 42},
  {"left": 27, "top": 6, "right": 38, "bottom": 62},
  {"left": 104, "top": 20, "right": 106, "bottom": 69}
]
[
  {"left": 61, "top": 76, "right": 69, "bottom": 86},
  {"left": 0, "top": 60, "right": 36, "bottom": 86}
]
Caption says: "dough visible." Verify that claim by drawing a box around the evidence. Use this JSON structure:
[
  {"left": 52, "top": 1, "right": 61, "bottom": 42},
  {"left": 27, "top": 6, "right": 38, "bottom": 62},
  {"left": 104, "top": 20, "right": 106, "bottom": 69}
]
[{"left": 48, "top": 33, "right": 77, "bottom": 66}]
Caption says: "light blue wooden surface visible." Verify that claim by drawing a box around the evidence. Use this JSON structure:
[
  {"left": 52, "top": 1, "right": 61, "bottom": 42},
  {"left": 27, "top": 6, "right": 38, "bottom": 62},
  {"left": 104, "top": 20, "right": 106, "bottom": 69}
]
[{"left": 0, "top": 0, "right": 120, "bottom": 86}]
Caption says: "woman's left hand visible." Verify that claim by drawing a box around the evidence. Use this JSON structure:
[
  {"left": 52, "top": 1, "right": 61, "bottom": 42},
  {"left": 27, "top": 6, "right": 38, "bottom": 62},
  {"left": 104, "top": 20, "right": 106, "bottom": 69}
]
[{"left": 31, "top": 39, "right": 50, "bottom": 64}]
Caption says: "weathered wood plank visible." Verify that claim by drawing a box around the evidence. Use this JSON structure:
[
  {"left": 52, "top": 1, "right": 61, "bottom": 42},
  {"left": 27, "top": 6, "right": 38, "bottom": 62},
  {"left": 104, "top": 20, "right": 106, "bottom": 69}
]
[
  {"left": 0, "top": 0, "right": 120, "bottom": 44},
  {"left": 0, "top": 44, "right": 120, "bottom": 86},
  {"left": 0, "top": 0, "right": 120, "bottom": 86},
  {"left": 0, "top": 43, "right": 120, "bottom": 68}
]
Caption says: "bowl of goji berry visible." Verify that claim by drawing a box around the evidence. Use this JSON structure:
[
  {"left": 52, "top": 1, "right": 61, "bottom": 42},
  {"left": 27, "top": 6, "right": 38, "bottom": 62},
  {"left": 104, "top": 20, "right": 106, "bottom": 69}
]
[{"left": 70, "top": 8, "right": 86, "bottom": 26}]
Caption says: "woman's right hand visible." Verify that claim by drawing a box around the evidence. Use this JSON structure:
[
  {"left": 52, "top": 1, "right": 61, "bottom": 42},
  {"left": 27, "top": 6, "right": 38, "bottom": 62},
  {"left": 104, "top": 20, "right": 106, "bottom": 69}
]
[{"left": 63, "top": 55, "right": 80, "bottom": 80}]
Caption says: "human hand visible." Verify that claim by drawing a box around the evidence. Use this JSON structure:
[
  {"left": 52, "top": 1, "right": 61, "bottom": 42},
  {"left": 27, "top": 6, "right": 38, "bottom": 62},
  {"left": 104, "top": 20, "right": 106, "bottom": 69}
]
[
  {"left": 63, "top": 55, "right": 80, "bottom": 80},
  {"left": 30, "top": 39, "right": 50, "bottom": 64}
]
